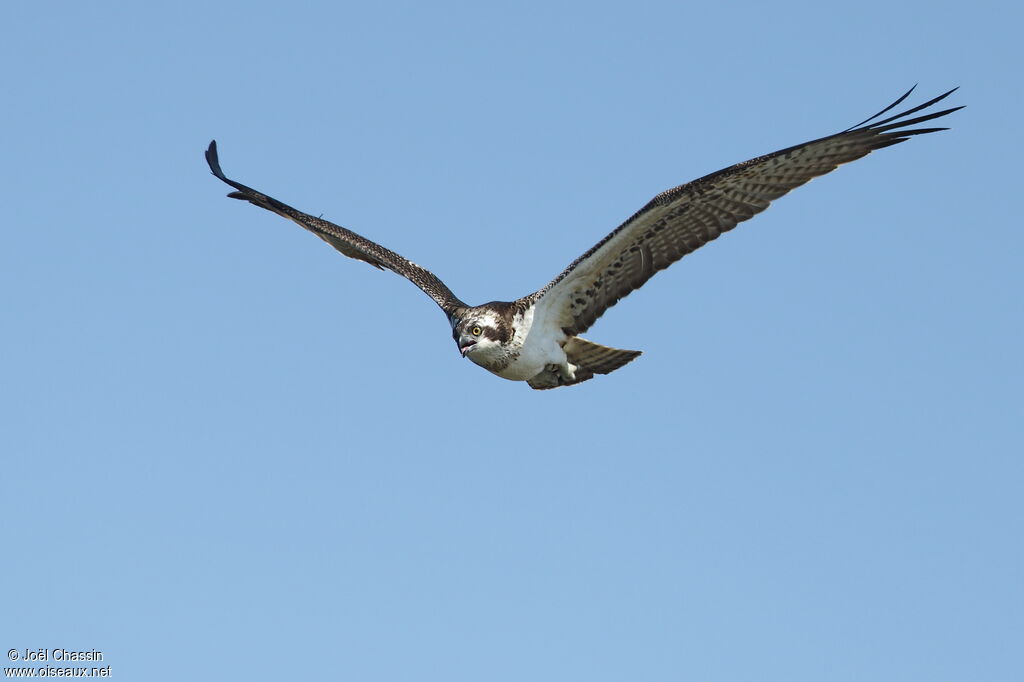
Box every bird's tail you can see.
[528,337,641,389]
[564,337,641,376]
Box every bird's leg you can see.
[556,361,578,383]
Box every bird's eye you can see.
[471,326,482,336]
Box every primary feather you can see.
[207,86,961,389]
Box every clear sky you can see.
[2,1,1020,680]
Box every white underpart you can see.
[498,304,569,381]
[465,304,570,381]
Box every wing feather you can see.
[205,141,467,316]
[528,87,962,335]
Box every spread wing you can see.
[528,87,962,336]
[205,141,467,316]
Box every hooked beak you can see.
[458,337,477,357]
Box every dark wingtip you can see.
[205,139,228,180]
[844,85,918,131]
[844,85,963,136]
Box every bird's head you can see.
[451,307,510,364]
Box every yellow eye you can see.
[471,326,482,336]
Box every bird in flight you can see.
[206,86,960,389]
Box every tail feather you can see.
[563,337,642,375]
[527,337,642,390]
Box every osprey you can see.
[206,86,960,389]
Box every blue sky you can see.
[2,1,1020,680]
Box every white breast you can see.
[492,305,568,381]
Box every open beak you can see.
[458,338,477,356]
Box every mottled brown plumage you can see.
[206,86,960,389]
[205,141,467,315]
[528,87,962,338]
